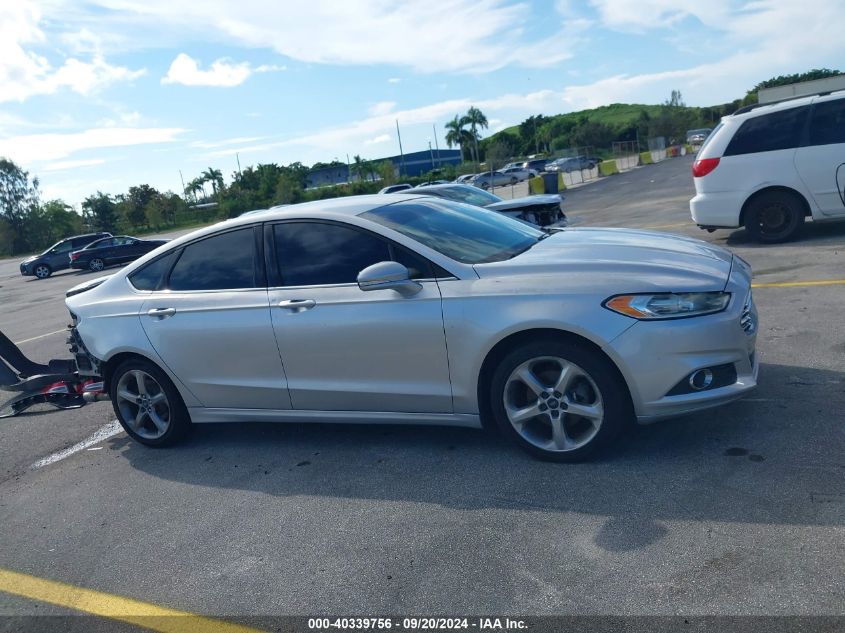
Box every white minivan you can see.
[690,91,845,243]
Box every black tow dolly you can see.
[0,330,107,419]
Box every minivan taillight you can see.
[692,157,720,178]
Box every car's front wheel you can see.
[34,264,51,279]
[490,338,631,461]
[89,258,105,272]
[110,358,191,447]
[745,191,805,243]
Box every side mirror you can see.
[357,261,422,297]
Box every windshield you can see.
[361,199,543,264]
[421,185,502,207]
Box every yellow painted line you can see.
[0,568,265,633]
[752,279,845,288]
[13,328,67,345]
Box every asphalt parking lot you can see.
[0,155,843,628]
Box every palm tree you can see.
[464,106,488,164]
[201,167,224,196]
[187,178,206,202]
[352,155,368,182]
[444,115,469,163]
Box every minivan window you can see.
[724,105,809,156]
[809,98,845,146]
[167,228,257,291]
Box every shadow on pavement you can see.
[113,362,844,552]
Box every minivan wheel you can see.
[490,339,631,462]
[745,191,805,243]
[89,258,105,272]
[110,358,191,447]
[34,264,52,279]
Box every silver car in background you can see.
[66,195,758,461]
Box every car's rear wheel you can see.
[89,258,105,272]
[510,177,518,185]
[745,191,805,243]
[110,358,191,447]
[34,264,52,279]
[490,339,631,462]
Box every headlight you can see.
[604,292,730,320]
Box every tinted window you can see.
[168,228,257,291]
[392,245,433,279]
[274,222,391,286]
[362,199,542,264]
[52,241,75,253]
[89,238,114,249]
[128,252,178,291]
[809,99,845,146]
[724,106,809,156]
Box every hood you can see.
[486,194,562,211]
[20,255,38,264]
[473,227,734,293]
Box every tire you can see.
[89,258,105,272]
[745,191,805,243]
[489,338,632,462]
[110,358,191,447]
[34,264,52,279]
[510,177,518,185]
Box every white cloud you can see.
[363,134,391,145]
[387,77,401,84]
[0,1,145,103]
[0,127,185,163]
[161,53,285,87]
[367,101,396,116]
[72,0,584,73]
[42,158,107,171]
[588,0,731,31]
[162,53,251,87]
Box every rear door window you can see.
[724,106,809,156]
[808,98,845,146]
[167,228,258,291]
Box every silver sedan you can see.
[65,195,758,461]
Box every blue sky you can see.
[0,0,842,205]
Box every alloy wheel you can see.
[503,356,604,452]
[90,258,105,272]
[115,370,171,440]
[35,265,50,279]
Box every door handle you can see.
[278,299,316,312]
[147,307,176,319]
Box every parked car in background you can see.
[545,156,598,173]
[70,236,169,272]
[471,171,519,189]
[414,180,450,187]
[686,128,712,144]
[521,158,549,172]
[378,184,413,194]
[455,174,476,184]
[690,90,845,243]
[66,195,757,462]
[19,232,112,279]
[500,167,538,182]
[404,183,565,227]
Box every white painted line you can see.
[13,329,67,345]
[30,421,123,469]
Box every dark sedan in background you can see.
[403,183,566,228]
[70,236,168,272]
[20,232,112,279]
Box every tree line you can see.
[1,69,838,257]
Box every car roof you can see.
[727,90,844,122]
